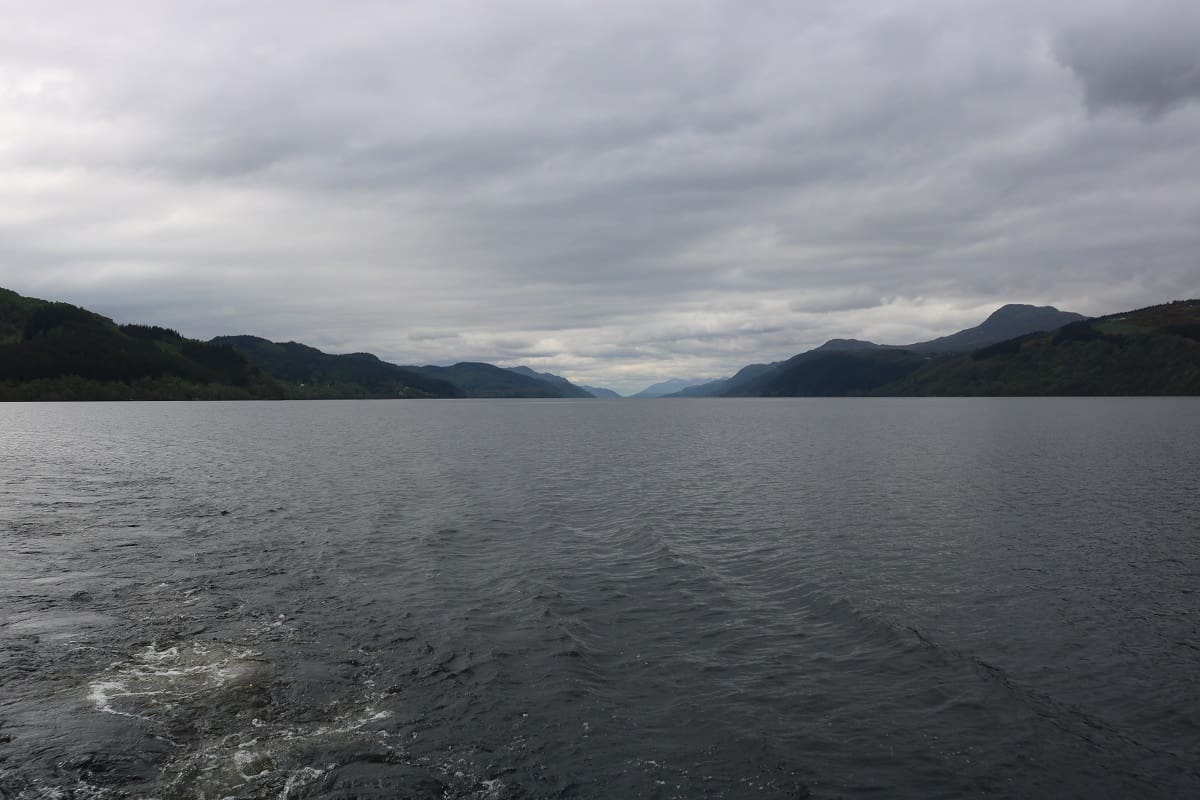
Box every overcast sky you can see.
[3,0,1199,393]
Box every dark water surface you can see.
[1,398,1198,799]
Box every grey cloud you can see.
[1056,2,1200,117]
[2,0,1199,393]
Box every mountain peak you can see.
[981,304,1071,327]
[905,304,1086,353]
[814,338,880,352]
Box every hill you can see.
[0,287,599,400]
[668,303,1088,397]
[403,362,573,398]
[504,366,595,397]
[0,287,283,400]
[812,338,882,352]
[212,336,460,398]
[671,364,778,397]
[631,377,713,398]
[580,384,622,398]
[726,349,930,397]
[904,304,1086,353]
[884,300,1200,395]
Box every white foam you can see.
[479,777,507,798]
[278,766,327,800]
[145,696,398,800]
[310,707,393,737]
[86,642,265,720]
[14,779,123,800]
[78,640,426,798]
[136,644,180,663]
[86,680,158,720]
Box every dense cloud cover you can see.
[3,0,1198,392]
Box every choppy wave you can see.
[2,398,1198,798]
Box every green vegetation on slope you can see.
[883,300,1200,395]
[0,288,284,400]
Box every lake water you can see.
[1,398,1198,799]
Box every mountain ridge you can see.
[668,303,1087,397]
[904,304,1087,353]
[212,335,460,398]
[881,299,1200,395]
[503,366,595,398]
[631,377,715,398]
[3,288,1196,399]
[580,384,622,399]
[403,362,570,398]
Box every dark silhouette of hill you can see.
[671,364,777,397]
[212,335,460,398]
[6,287,1195,399]
[904,304,1086,353]
[812,338,882,352]
[403,362,573,397]
[669,303,1089,397]
[0,287,591,400]
[0,287,281,400]
[580,384,622,398]
[884,300,1200,395]
[504,366,595,397]
[725,349,929,397]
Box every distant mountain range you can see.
[671,304,1086,397]
[580,384,622,399]
[3,286,1198,399]
[0,286,600,400]
[630,377,713,398]
[669,302,1200,397]
[212,335,461,398]
[501,366,595,398]
[214,340,602,398]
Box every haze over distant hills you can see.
[211,342,602,398]
[212,338,601,398]
[3,287,1198,399]
[402,362,592,398]
[580,385,622,399]
[502,366,596,398]
[630,378,714,398]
